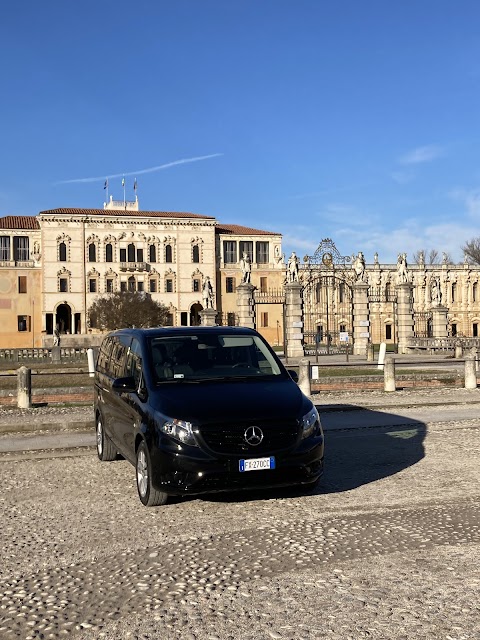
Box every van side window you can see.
[110,335,132,378]
[96,337,114,373]
[126,338,144,390]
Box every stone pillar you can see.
[199,308,218,327]
[298,358,311,397]
[285,282,304,360]
[352,282,370,356]
[235,283,255,329]
[431,305,448,339]
[17,366,32,409]
[396,283,414,354]
[383,356,396,392]
[464,355,477,389]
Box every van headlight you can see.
[300,406,320,439]
[158,416,198,446]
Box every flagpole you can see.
[122,175,126,209]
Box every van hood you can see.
[149,378,307,423]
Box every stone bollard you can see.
[51,346,61,364]
[366,343,375,362]
[298,358,311,398]
[17,366,32,409]
[455,342,463,359]
[87,348,96,378]
[383,355,396,392]
[464,355,477,390]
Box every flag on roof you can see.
[134,178,137,191]
[104,179,108,189]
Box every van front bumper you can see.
[148,436,324,496]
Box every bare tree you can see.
[412,249,445,264]
[462,237,480,265]
[88,292,170,331]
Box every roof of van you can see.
[105,326,258,337]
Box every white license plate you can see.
[239,457,276,472]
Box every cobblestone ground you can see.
[0,403,479,639]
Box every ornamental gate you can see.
[302,240,354,355]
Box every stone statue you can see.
[286,251,299,283]
[202,276,214,309]
[53,325,61,347]
[396,253,409,284]
[431,277,442,306]
[239,252,252,284]
[352,251,367,282]
[374,252,378,265]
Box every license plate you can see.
[239,457,276,472]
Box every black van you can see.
[94,326,324,506]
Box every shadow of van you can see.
[202,405,426,503]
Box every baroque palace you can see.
[1,197,480,355]
[0,198,284,349]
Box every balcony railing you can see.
[119,262,150,272]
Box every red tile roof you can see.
[39,208,216,219]
[215,223,280,236]
[0,216,40,230]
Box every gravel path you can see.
[0,394,479,639]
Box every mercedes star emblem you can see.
[244,425,264,446]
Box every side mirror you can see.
[112,376,137,393]
[287,369,298,383]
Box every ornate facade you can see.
[0,201,284,347]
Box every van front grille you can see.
[198,420,299,455]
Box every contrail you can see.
[55,153,223,185]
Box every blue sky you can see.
[2,0,480,264]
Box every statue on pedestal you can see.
[202,276,214,309]
[396,253,409,284]
[286,251,299,283]
[352,251,367,283]
[430,277,442,306]
[240,252,252,284]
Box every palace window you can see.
[226,277,235,293]
[473,323,478,338]
[89,279,97,293]
[149,279,157,293]
[451,283,457,302]
[165,245,173,263]
[128,276,136,292]
[127,244,136,262]
[105,244,113,262]
[106,278,114,293]
[260,277,267,293]
[17,315,30,332]
[239,241,253,260]
[192,245,200,263]
[339,283,345,303]
[59,278,68,293]
[473,283,478,302]
[13,236,29,261]
[166,278,174,293]
[137,281,144,292]
[59,242,67,262]
[385,324,392,340]
[193,278,201,292]
[0,237,10,261]
[88,243,96,262]
[223,241,237,264]
[256,242,269,264]
[18,276,27,294]
[120,281,127,292]
[149,245,156,263]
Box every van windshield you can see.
[149,334,284,383]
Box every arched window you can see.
[88,243,96,262]
[105,244,113,262]
[192,245,200,263]
[149,245,156,263]
[165,244,173,263]
[128,276,136,292]
[127,243,136,262]
[59,242,67,262]
[385,283,391,300]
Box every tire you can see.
[96,416,117,461]
[136,441,169,507]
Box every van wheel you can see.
[136,441,169,507]
[96,416,117,461]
